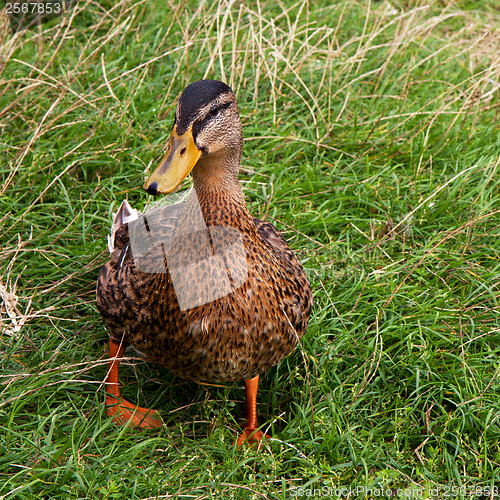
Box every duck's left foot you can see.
[235,375,270,448]
[236,426,270,448]
[106,395,163,429]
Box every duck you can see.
[96,79,313,446]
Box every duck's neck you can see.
[190,150,254,230]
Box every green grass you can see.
[1,0,500,498]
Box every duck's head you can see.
[144,80,242,196]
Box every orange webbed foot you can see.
[105,339,163,429]
[106,395,163,429]
[235,375,270,449]
[236,426,270,448]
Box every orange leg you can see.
[105,339,163,429]
[236,375,270,447]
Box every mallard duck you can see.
[96,79,313,446]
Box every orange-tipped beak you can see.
[143,127,202,195]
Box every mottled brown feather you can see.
[96,191,312,384]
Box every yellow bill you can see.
[144,127,202,195]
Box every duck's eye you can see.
[209,105,219,116]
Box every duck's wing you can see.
[105,200,186,265]
[96,201,185,337]
[107,200,139,254]
[253,218,299,267]
[253,217,313,334]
